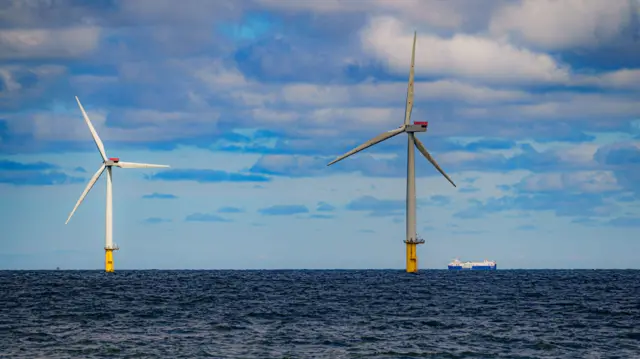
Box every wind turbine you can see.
[326,32,456,273]
[65,96,170,272]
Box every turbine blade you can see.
[75,96,108,162]
[414,137,456,187]
[116,161,170,169]
[327,127,405,166]
[404,31,417,126]
[65,164,106,224]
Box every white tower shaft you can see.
[406,133,416,242]
[106,166,113,249]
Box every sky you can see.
[1,0,640,270]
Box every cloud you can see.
[0,27,101,60]
[146,169,271,183]
[0,159,58,171]
[451,229,488,235]
[115,0,243,25]
[218,206,244,213]
[185,213,233,222]
[309,214,334,219]
[594,142,640,194]
[346,196,405,217]
[360,16,571,85]
[0,64,68,110]
[453,192,614,219]
[279,80,531,107]
[142,192,178,199]
[0,159,84,186]
[574,68,640,91]
[316,201,336,212]
[570,217,599,226]
[430,195,451,206]
[489,0,636,50]
[0,171,85,186]
[249,155,329,177]
[254,0,503,32]
[516,224,537,231]
[258,204,309,216]
[458,93,640,127]
[459,187,480,193]
[144,217,172,224]
[248,142,600,179]
[595,143,640,166]
[514,171,621,194]
[461,139,517,151]
[606,217,640,227]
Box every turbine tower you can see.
[327,32,456,273]
[65,96,170,273]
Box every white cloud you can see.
[0,27,100,59]
[458,93,640,121]
[282,80,530,107]
[251,154,327,177]
[574,68,640,91]
[360,16,571,85]
[0,65,67,111]
[104,109,223,141]
[30,111,108,142]
[253,0,362,13]
[281,84,352,107]
[0,65,66,92]
[3,106,222,144]
[436,151,498,166]
[553,143,600,165]
[253,0,506,30]
[489,0,635,50]
[517,171,621,193]
[0,68,22,92]
[114,0,242,24]
[193,60,250,89]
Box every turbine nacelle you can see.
[105,157,119,166]
[405,121,428,133]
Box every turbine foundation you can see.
[404,238,425,273]
[104,245,119,273]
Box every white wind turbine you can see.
[65,96,170,272]
[327,32,457,273]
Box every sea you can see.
[0,270,638,358]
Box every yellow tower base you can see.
[404,239,425,273]
[105,247,118,273]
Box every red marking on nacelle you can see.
[109,157,120,162]
[414,121,428,126]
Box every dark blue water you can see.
[1,270,639,358]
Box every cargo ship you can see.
[448,258,497,270]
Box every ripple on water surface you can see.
[0,270,639,358]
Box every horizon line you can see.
[1,268,638,271]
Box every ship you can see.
[448,258,497,270]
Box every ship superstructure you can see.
[448,259,497,270]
